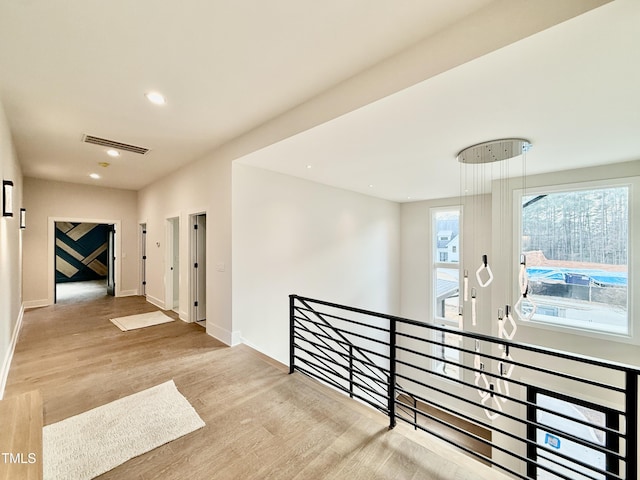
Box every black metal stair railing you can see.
[289,294,640,480]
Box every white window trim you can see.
[431,206,462,325]
[431,206,463,381]
[513,176,638,345]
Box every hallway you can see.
[5,296,505,479]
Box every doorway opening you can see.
[165,217,180,313]
[190,213,206,328]
[54,221,114,304]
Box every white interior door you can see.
[172,219,180,310]
[140,223,147,296]
[165,217,180,311]
[192,213,207,322]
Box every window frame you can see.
[431,206,462,379]
[513,177,635,342]
[526,386,619,480]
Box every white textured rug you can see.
[43,380,205,480]
[109,310,174,331]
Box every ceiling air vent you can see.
[82,134,150,155]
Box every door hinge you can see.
[142,281,146,285]
[194,224,198,230]
[194,262,198,268]
[142,255,146,260]
[194,301,198,307]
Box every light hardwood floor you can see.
[5,295,507,480]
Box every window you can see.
[527,388,618,480]
[519,184,629,335]
[432,207,461,379]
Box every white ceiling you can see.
[1,0,637,200]
[237,0,640,202]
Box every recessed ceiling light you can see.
[145,91,166,105]
[106,149,120,157]
[89,173,100,179]
[306,165,312,169]
[368,184,374,188]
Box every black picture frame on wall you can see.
[2,180,13,217]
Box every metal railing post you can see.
[349,344,354,398]
[289,294,296,374]
[625,370,638,480]
[388,319,397,429]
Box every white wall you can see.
[232,163,400,365]
[137,151,232,343]
[22,178,138,306]
[0,100,23,398]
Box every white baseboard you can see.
[23,299,49,309]
[117,289,138,297]
[231,330,243,347]
[146,295,165,310]
[0,305,25,400]
[206,323,230,345]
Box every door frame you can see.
[48,217,122,306]
[165,216,180,312]
[189,210,207,324]
[139,222,147,296]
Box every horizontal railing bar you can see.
[399,389,624,473]
[293,357,387,403]
[296,366,387,414]
[298,297,629,401]
[396,355,627,430]
[393,413,528,480]
[293,326,390,364]
[293,319,389,382]
[307,321,625,408]
[293,334,389,386]
[292,295,640,374]
[396,384,624,467]
[294,328,389,363]
[293,366,388,414]
[394,401,620,480]
[294,305,390,334]
[293,344,389,390]
[295,298,390,333]
[294,315,390,348]
[395,373,624,460]
[295,300,388,385]
[535,450,613,480]
[294,335,389,381]
[295,350,387,395]
[294,346,355,392]
[395,381,624,463]
[396,331,627,395]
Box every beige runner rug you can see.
[109,310,174,331]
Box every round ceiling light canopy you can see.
[457,138,531,164]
